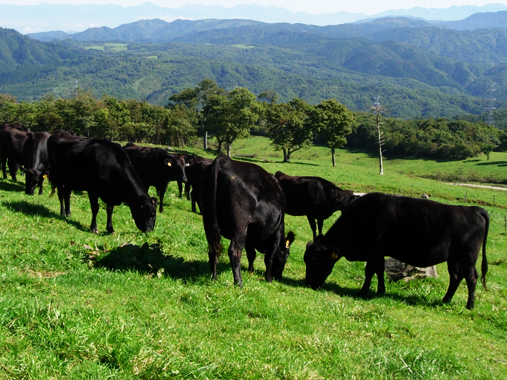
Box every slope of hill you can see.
[0,28,80,73]
[436,10,507,30]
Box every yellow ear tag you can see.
[332,252,338,259]
[43,175,48,178]
[285,240,290,249]
[167,162,172,167]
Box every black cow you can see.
[275,171,356,240]
[48,130,157,233]
[0,122,30,132]
[123,143,187,213]
[184,155,212,212]
[20,132,51,195]
[0,124,31,181]
[304,192,489,309]
[200,155,295,286]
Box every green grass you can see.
[0,136,506,379]
[85,43,128,52]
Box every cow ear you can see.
[330,248,340,261]
[285,231,295,248]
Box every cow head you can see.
[166,155,187,183]
[21,168,42,195]
[130,197,157,232]
[271,231,295,280]
[304,240,340,289]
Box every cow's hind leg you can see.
[463,264,479,310]
[360,256,384,298]
[228,238,245,287]
[307,216,318,241]
[0,155,7,179]
[246,244,256,273]
[208,247,219,281]
[106,204,115,234]
[58,185,71,217]
[88,193,100,233]
[443,260,464,305]
[376,259,386,295]
[8,160,19,182]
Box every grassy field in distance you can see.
[0,136,505,379]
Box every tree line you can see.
[0,79,503,165]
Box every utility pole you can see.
[371,96,385,175]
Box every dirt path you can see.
[447,183,507,191]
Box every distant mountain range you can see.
[2,2,507,34]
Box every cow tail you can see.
[207,156,223,256]
[480,208,489,291]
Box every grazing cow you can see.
[123,143,187,213]
[0,122,30,132]
[48,130,157,233]
[20,132,51,195]
[304,192,489,309]
[275,171,356,240]
[0,124,31,181]
[200,155,295,286]
[184,155,212,212]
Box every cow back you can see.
[324,192,489,267]
[201,156,286,247]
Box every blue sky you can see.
[2,0,506,15]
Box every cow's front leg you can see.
[88,193,100,233]
[306,216,318,241]
[157,186,166,213]
[106,204,115,234]
[64,188,72,217]
[38,174,44,195]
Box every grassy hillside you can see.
[0,136,505,378]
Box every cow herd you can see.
[0,122,490,309]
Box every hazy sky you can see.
[2,0,505,15]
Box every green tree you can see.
[205,87,259,157]
[313,99,355,167]
[168,79,225,150]
[265,98,314,162]
[0,94,17,123]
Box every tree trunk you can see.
[282,149,288,163]
[202,121,208,150]
[377,114,384,175]
[226,143,232,157]
[331,147,336,167]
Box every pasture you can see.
[0,136,506,379]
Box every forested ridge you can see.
[3,16,507,120]
[0,81,502,164]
